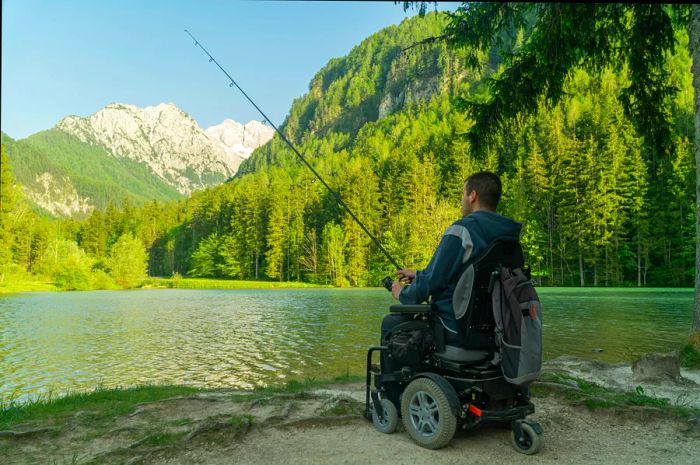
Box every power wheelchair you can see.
[364,238,543,454]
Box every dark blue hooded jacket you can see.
[398,210,522,334]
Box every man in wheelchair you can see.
[366,171,544,454]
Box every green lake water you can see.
[0,288,693,402]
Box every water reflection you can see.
[0,288,693,402]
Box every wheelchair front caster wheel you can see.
[511,420,543,455]
[372,398,399,434]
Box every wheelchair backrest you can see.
[453,238,525,349]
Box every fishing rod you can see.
[184,30,402,273]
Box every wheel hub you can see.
[408,390,440,436]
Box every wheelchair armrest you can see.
[389,304,432,314]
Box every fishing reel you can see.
[382,276,394,292]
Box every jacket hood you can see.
[466,210,522,241]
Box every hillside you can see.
[240,13,475,174]
[1,103,274,217]
[2,131,181,217]
[152,12,694,288]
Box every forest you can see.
[0,12,696,290]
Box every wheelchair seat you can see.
[433,346,489,364]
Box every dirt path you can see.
[3,381,699,465]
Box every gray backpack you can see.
[491,267,542,385]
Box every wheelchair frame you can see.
[364,238,543,453]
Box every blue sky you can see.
[1,1,458,140]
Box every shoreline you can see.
[0,277,335,295]
[4,358,699,423]
[3,365,699,465]
[1,277,695,295]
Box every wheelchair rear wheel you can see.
[400,378,457,449]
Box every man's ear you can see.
[469,190,478,203]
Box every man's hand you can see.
[391,281,403,300]
[397,268,416,283]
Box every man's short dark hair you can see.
[465,171,502,210]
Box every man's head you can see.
[461,171,502,216]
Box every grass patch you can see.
[534,372,700,418]
[0,271,59,294]
[319,399,364,417]
[229,414,253,431]
[166,418,194,427]
[1,373,364,431]
[139,430,188,447]
[233,372,364,399]
[0,274,333,294]
[0,385,206,431]
[140,277,332,290]
[680,343,700,368]
[228,372,365,406]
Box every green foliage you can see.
[106,233,148,288]
[0,264,59,293]
[680,343,700,368]
[188,233,222,278]
[0,385,204,430]
[90,269,118,290]
[0,374,363,431]
[446,4,678,174]
[4,129,181,215]
[0,12,696,290]
[0,143,20,268]
[321,222,348,287]
[50,241,94,291]
[532,372,700,421]
[141,277,328,290]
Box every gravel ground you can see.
[4,380,698,465]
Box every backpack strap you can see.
[490,278,503,366]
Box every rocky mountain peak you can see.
[205,119,275,160]
[55,103,273,196]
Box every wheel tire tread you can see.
[372,398,399,434]
[511,421,543,455]
[400,378,456,450]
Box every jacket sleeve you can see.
[399,228,470,305]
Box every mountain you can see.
[56,102,274,194]
[3,130,183,217]
[205,119,274,161]
[239,13,474,175]
[2,103,274,217]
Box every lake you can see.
[0,288,693,403]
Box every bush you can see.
[36,239,93,290]
[680,343,700,369]
[90,269,117,290]
[106,234,148,288]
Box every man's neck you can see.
[468,205,496,215]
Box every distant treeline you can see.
[0,13,695,288]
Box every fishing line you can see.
[184,29,402,271]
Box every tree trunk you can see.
[637,241,642,287]
[548,205,554,285]
[26,234,32,273]
[578,248,584,287]
[593,265,598,287]
[255,252,259,280]
[691,4,700,338]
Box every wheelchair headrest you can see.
[471,237,525,271]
